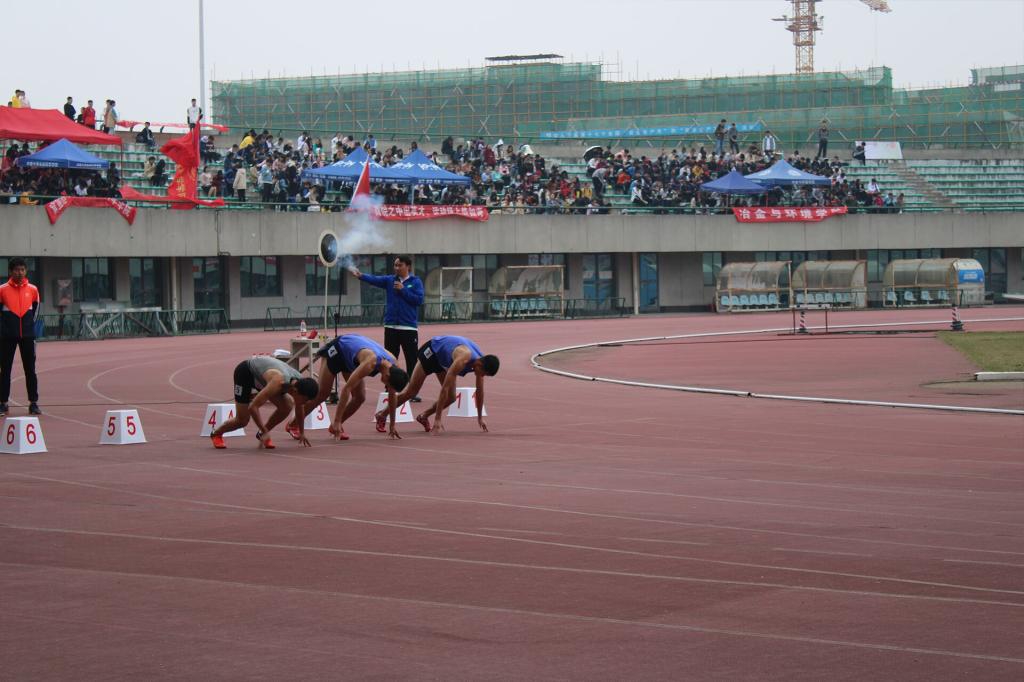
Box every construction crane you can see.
[774,0,892,75]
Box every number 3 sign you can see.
[99,409,147,445]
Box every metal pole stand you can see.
[950,305,964,332]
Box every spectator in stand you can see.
[106,162,121,197]
[728,123,739,154]
[80,100,97,129]
[816,119,829,160]
[232,161,248,202]
[101,100,118,134]
[762,129,777,159]
[258,160,274,204]
[9,90,22,107]
[143,156,157,185]
[152,159,167,187]
[199,166,213,196]
[63,97,76,120]
[853,142,866,165]
[714,119,727,156]
[136,122,156,150]
[187,98,202,129]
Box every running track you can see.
[1,308,1022,680]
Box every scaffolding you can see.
[211,62,1024,150]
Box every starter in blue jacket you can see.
[359,272,424,328]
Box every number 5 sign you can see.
[0,417,47,454]
[99,409,147,445]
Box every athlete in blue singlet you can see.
[378,335,500,435]
[286,334,409,441]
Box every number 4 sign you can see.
[447,387,487,418]
[99,409,147,445]
[0,417,47,454]
[200,403,245,437]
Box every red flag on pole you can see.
[157,122,223,209]
[352,159,371,202]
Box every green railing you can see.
[38,309,228,341]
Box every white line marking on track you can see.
[4,473,1024,602]
[3,561,1023,665]
[618,537,710,546]
[773,548,875,558]
[943,559,1024,569]
[2,525,1023,609]
[167,361,223,400]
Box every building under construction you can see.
[211,59,1024,150]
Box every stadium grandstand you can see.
[1,59,1022,333]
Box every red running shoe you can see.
[328,424,350,441]
[261,436,276,449]
[375,411,387,433]
[285,422,302,440]
[211,434,226,449]
[416,414,431,432]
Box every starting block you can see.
[1,417,46,454]
[304,402,331,430]
[373,392,415,423]
[200,403,245,437]
[447,386,487,418]
[100,409,146,445]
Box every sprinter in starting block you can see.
[286,334,409,441]
[211,356,319,449]
[377,335,499,435]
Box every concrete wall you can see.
[4,207,1023,259]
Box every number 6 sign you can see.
[0,417,47,454]
[99,409,147,445]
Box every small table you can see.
[287,337,322,377]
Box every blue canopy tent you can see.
[700,170,767,195]
[390,149,470,186]
[15,138,110,171]
[744,159,830,187]
[302,147,413,185]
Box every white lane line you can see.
[85,354,199,420]
[773,548,874,558]
[531,316,1024,416]
[618,537,710,547]
[478,527,566,536]
[4,524,1024,610]
[943,559,1024,569]
[167,361,223,401]
[5,473,1024,602]
[3,561,1023,666]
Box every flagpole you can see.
[198,0,206,120]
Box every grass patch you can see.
[938,331,1024,372]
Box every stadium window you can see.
[0,257,41,297]
[71,258,114,302]
[458,254,497,292]
[702,252,723,286]
[129,258,162,307]
[972,248,1007,295]
[527,253,568,289]
[581,254,615,301]
[305,256,346,296]
[240,256,282,297]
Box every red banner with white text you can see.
[45,196,137,225]
[733,206,847,223]
[370,204,489,221]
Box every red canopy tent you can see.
[0,106,121,145]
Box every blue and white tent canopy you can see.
[744,159,830,187]
[391,149,471,186]
[16,138,110,171]
[302,147,414,185]
[700,170,766,195]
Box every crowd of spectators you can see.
[1,142,122,205]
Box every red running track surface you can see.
[1,308,1023,680]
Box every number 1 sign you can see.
[446,387,487,418]
[99,409,147,445]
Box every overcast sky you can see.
[6,0,1024,124]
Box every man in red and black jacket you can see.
[0,258,41,415]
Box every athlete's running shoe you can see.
[285,422,302,440]
[211,434,226,449]
[416,414,431,432]
[375,411,387,433]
